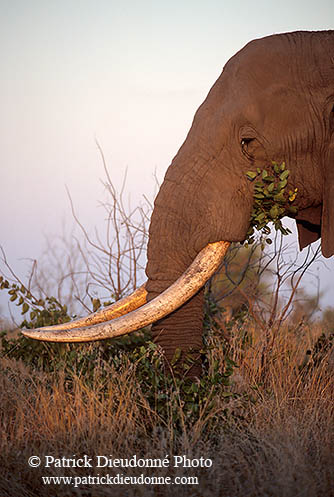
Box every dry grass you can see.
[1,322,334,497]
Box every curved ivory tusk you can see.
[35,284,147,331]
[22,241,230,342]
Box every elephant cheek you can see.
[189,184,253,258]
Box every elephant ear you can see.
[321,138,334,258]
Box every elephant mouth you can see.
[21,241,230,342]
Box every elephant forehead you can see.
[242,85,311,129]
[209,81,309,142]
[215,56,321,134]
[222,31,333,95]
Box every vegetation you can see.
[1,315,333,496]
[1,160,334,496]
[246,162,298,244]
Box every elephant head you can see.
[23,31,334,375]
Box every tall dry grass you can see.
[1,320,334,497]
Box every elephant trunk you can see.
[144,142,252,370]
[144,161,212,367]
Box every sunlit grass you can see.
[1,321,334,497]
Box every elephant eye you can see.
[241,138,254,152]
[241,136,268,162]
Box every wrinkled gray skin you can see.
[145,31,334,373]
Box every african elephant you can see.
[23,30,334,376]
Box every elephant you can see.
[23,30,334,376]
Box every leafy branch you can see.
[245,162,298,244]
[0,275,70,329]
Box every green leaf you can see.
[92,298,101,312]
[270,205,280,219]
[274,163,280,174]
[246,171,258,180]
[256,212,266,222]
[274,193,285,202]
[288,205,298,215]
[277,179,288,190]
[280,170,289,181]
[171,348,182,365]
[22,303,29,314]
[263,175,275,182]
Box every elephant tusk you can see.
[32,284,147,331]
[22,241,230,342]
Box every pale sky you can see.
[1,0,333,320]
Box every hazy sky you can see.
[1,0,333,319]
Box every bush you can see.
[0,276,238,432]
